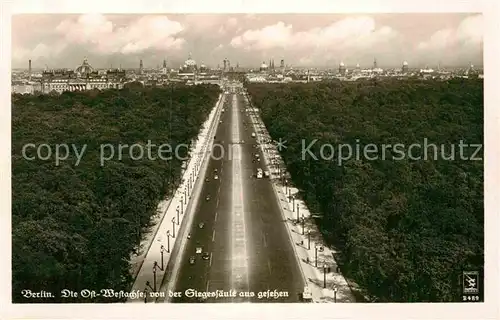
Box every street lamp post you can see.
[333,286,338,303]
[292,195,295,212]
[153,262,158,291]
[315,245,318,267]
[146,281,154,291]
[184,189,187,204]
[323,264,327,288]
[180,199,184,215]
[176,207,180,225]
[160,245,165,270]
[296,203,300,221]
[166,231,170,252]
[285,179,288,195]
[307,230,311,250]
[301,214,305,235]
[172,217,176,238]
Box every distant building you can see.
[420,66,435,73]
[162,59,167,75]
[75,57,94,76]
[178,53,198,80]
[338,61,346,75]
[355,63,361,73]
[402,61,409,73]
[39,57,124,94]
[12,83,41,94]
[223,58,231,72]
[259,61,269,72]
[466,62,477,76]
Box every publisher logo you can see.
[462,271,479,294]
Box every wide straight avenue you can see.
[160,89,304,303]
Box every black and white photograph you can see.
[2,0,499,319]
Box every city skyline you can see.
[12,13,483,69]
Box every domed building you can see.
[259,61,268,72]
[75,57,95,77]
[402,60,409,73]
[178,53,199,81]
[199,62,208,74]
[339,61,346,75]
[40,57,124,94]
[179,53,197,73]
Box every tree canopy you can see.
[246,78,483,302]
[12,84,221,302]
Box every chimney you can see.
[28,59,32,81]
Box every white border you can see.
[1,1,498,319]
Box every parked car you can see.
[189,256,196,265]
[196,247,202,254]
[202,252,210,260]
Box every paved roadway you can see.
[170,91,304,303]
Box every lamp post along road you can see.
[153,262,158,291]
[334,286,338,303]
[176,207,180,225]
[180,198,184,215]
[160,245,165,270]
[323,264,328,288]
[301,215,305,235]
[307,230,311,250]
[323,263,330,288]
[315,245,318,267]
[292,195,295,212]
[172,217,176,238]
[166,231,170,252]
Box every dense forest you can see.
[246,79,483,302]
[12,84,221,302]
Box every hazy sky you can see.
[11,13,483,69]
